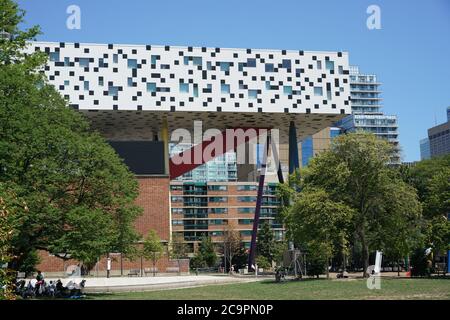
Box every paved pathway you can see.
[43,275,267,293]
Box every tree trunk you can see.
[153,253,156,277]
[120,253,123,277]
[326,257,330,279]
[359,229,369,278]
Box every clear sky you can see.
[17,0,450,162]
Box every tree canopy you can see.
[400,155,450,254]
[279,132,423,277]
[0,0,142,271]
[142,230,165,276]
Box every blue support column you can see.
[288,121,299,174]
[447,250,450,274]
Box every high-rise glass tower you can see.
[169,143,237,182]
[336,66,400,163]
[420,138,431,160]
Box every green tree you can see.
[305,242,330,278]
[197,236,217,268]
[222,226,242,272]
[0,0,142,272]
[280,132,423,277]
[255,255,271,270]
[170,234,190,273]
[0,183,24,300]
[142,230,164,276]
[256,221,277,264]
[405,155,450,213]
[287,188,353,278]
[401,156,450,260]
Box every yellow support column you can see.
[161,117,169,175]
[160,117,172,244]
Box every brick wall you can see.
[134,175,170,241]
[36,250,189,275]
[35,175,186,274]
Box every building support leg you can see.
[288,121,299,175]
[248,133,270,272]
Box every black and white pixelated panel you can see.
[28,42,351,114]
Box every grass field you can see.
[88,278,450,300]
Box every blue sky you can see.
[17,0,450,162]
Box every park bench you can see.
[144,267,158,276]
[166,267,180,273]
[128,269,140,277]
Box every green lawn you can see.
[88,278,450,300]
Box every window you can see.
[283,86,292,95]
[151,55,158,65]
[207,62,212,70]
[265,63,274,72]
[207,185,228,191]
[171,196,183,202]
[180,82,189,93]
[147,82,156,92]
[210,231,223,237]
[78,58,90,67]
[192,57,202,66]
[220,62,230,72]
[64,80,70,86]
[127,59,137,69]
[238,219,253,225]
[83,81,89,91]
[209,219,227,225]
[240,230,253,237]
[49,52,60,62]
[238,196,257,202]
[338,66,343,74]
[209,208,228,214]
[64,57,70,66]
[221,83,230,94]
[98,77,103,86]
[193,84,199,98]
[317,61,322,69]
[113,54,118,63]
[248,90,258,99]
[171,208,183,214]
[265,81,271,90]
[209,197,227,203]
[301,136,313,167]
[127,78,133,87]
[314,87,323,96]
[170,185,183,191]
[108,86,119,96]
[237,185,258,191]
[326,60,334,71]
[183,56,190,65]
[99,58,105,67]
[172,220,183,226]
[247,58,256,67]
[238,208,255,214]
[282,59,291,69]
